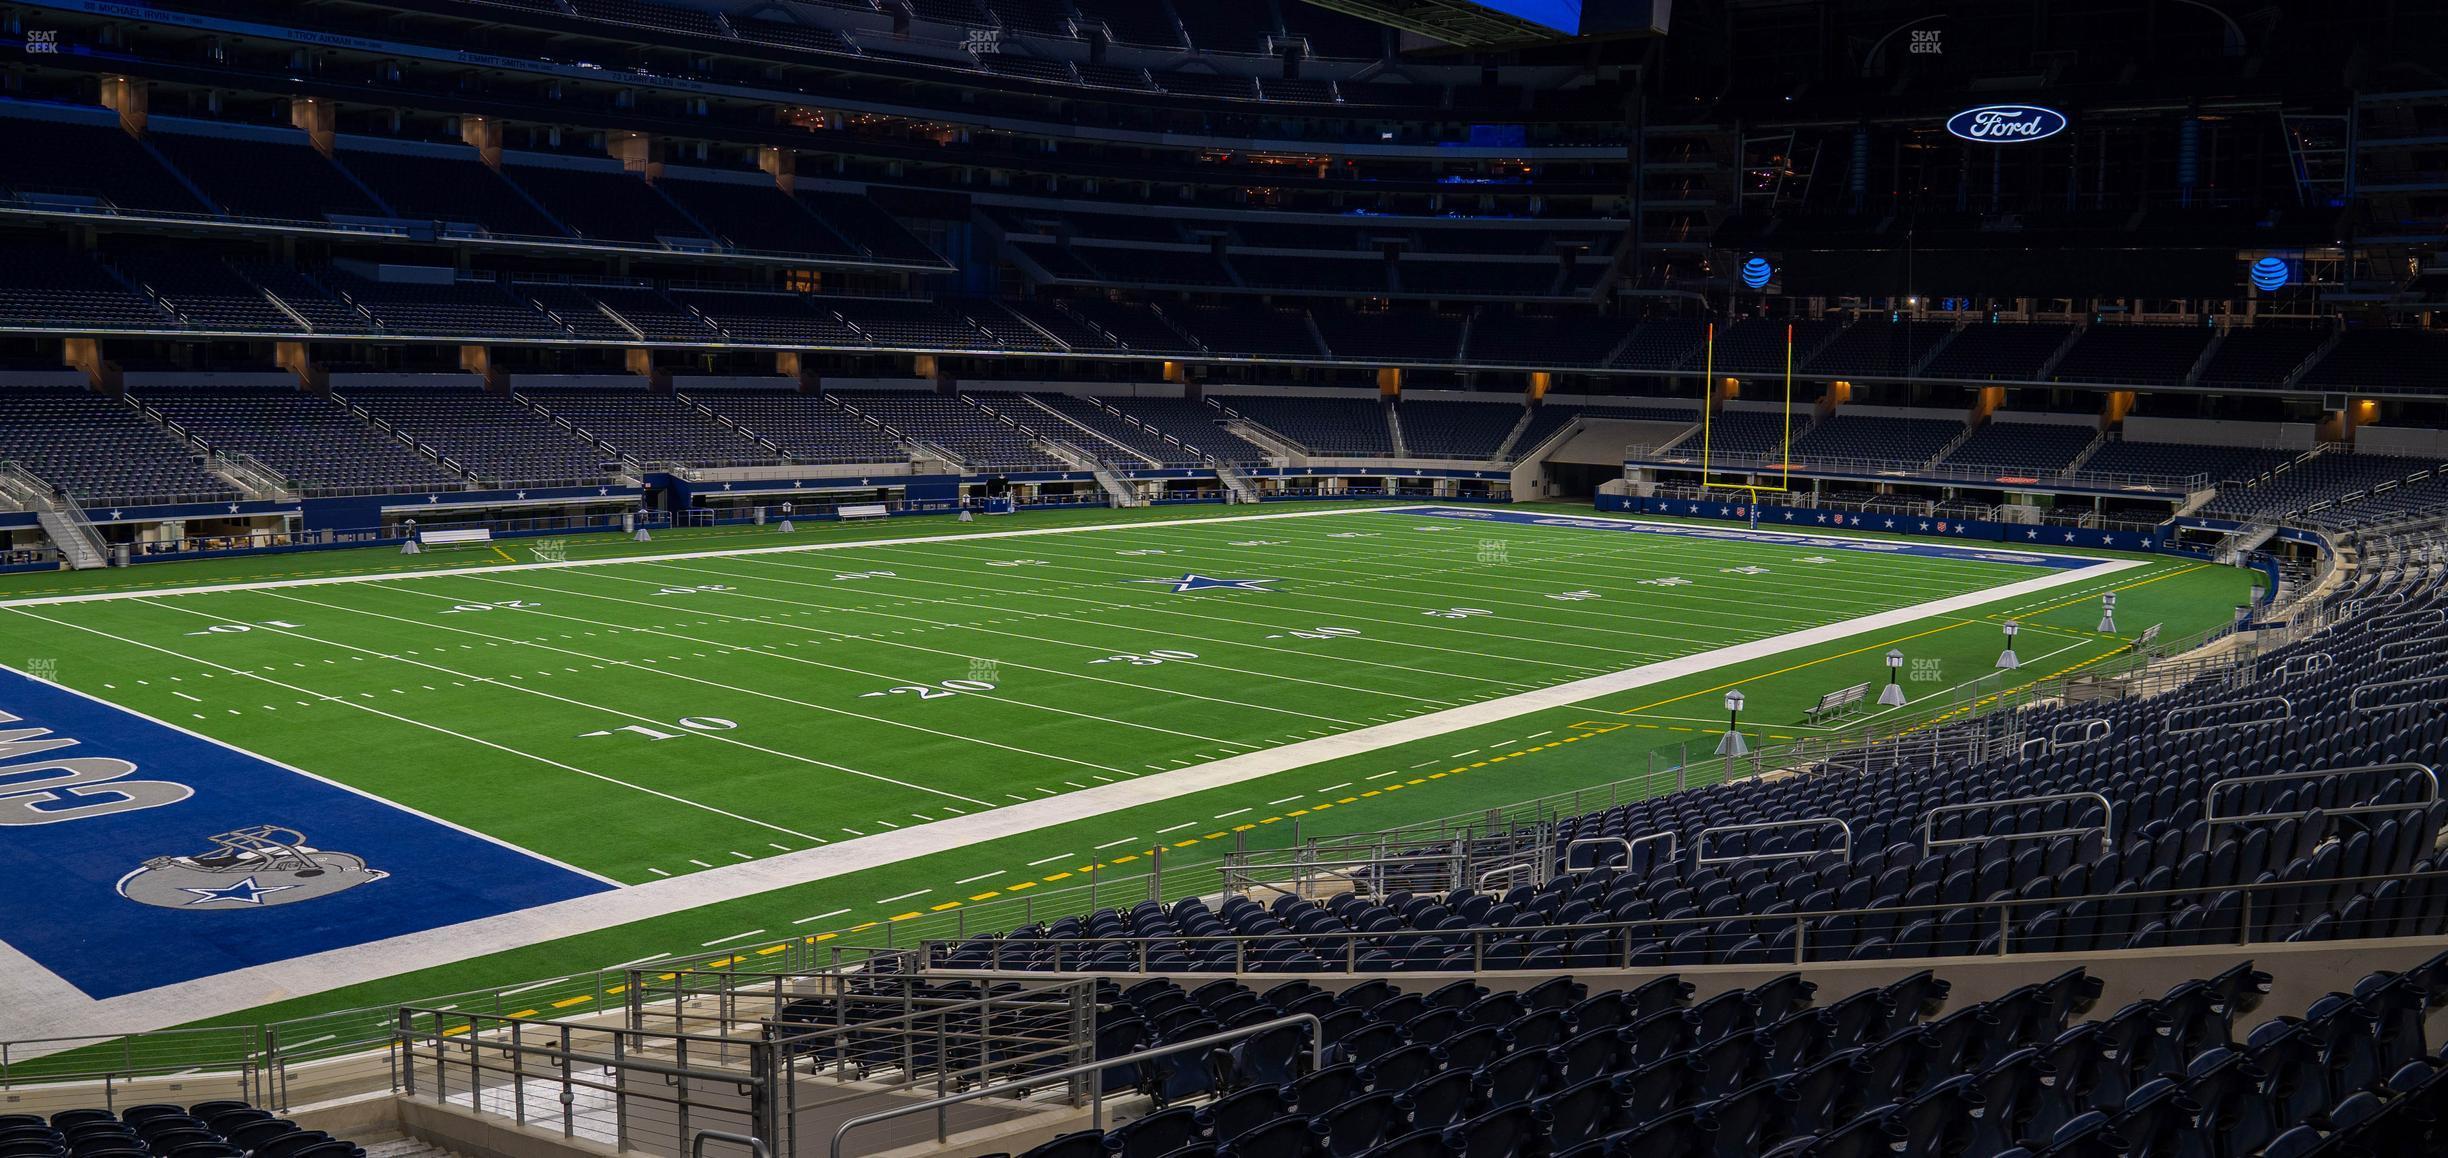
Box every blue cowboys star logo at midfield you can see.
[1130,573,1281,594]
[178,875,298,906]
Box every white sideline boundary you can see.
[0,506,1415,608]
[0,550,2142,1047]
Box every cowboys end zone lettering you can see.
[0,668,609,999]
[1946,105,2070,143]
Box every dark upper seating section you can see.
[1468,313,1638,367]
[1022,395,1210,467]
[685,390,911,464]
[2050,325,2215,386]
[0,117,206,213]
[1804,319,1959,378]
[1919,323,2074,381]
[2080,439,2296,485]
[0,247,172,330]
[1222,396,1393,456]
[0,388,237,504]
[1658,410,1805,461]
[136,388,462,495]
[1398,399,1526,460]
[2195,327,2330,392]
[2200,452,2445,524]
[1788,413,1963,467]
[1099,398,1274,463]
[334,146,565,238]
[1938,421,2099,478]
[145,131,386,221]
[519,387,780,468]
[831,391,1068,470]
[340,386,612,485]
[2301,330,2448,394]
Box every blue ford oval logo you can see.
[1946,105,2069,144]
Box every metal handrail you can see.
[1921,792,2114,860]
[1693,817,1854,867]
[694,1131,768,1158]
[2349,677,2448,713]
[828,1014,1323,1158]
[923,867,2448,976]
[1562,837,1633,873]
[2166,694,2294,735]
[2206,763,2441,826]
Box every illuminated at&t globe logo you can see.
[2250,257,2290,292]
[1741,257,1773,290]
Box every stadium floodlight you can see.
[1716,689,1749,757]
[1881,648,1908,707]
[1997,620,2021,670]
[2098,591,2118,633]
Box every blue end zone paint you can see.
[1400,506,2110,570]
[0,669,611,999]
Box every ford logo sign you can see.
[1945,105,2069,144]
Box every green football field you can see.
[0,500,2254,1054]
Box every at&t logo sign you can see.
[1946,105,2069,144]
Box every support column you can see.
[608,132,658,182]
[1376,367,1402,397]
[1161,360,1188,384]
[1969,385,2005,423]
[460,116,503,169]
[2100,389,2135,430]
[62,338,120,393]
[289,97,336,156]
[460,345,505,392]
[1526,371,1551,402]
[778,351,820,391]
[626,347,670,392]
[758,145,796,191]
[276,341,327,392]
[100,76,147,136]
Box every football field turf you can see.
[0,502,2254,1047]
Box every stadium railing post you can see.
[1793,917,1806,965]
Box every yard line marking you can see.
[700,930,767,947]
[0,610,636,882]
[171,691,201,703]
[1157,821,1198,834]
[1094,836,1138,850]
[1366,769,1404,779]
[261,588,1101,792]
[1,505,1417,608]
[792,909,852,925]
[875,890,930,904]
[1215,808,1252,819]
[1319,783,1353,793]
[497,976,573,998]
[1267,796,1305,805]
[1026,852,1074,866]
[470,573,1311,742]
[955,870,1006,884]
[604,953,671,970]
[2,522,2145,1045]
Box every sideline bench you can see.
[416,528,494,548]
[1805,682,1870,724]
[837,503,890,521]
